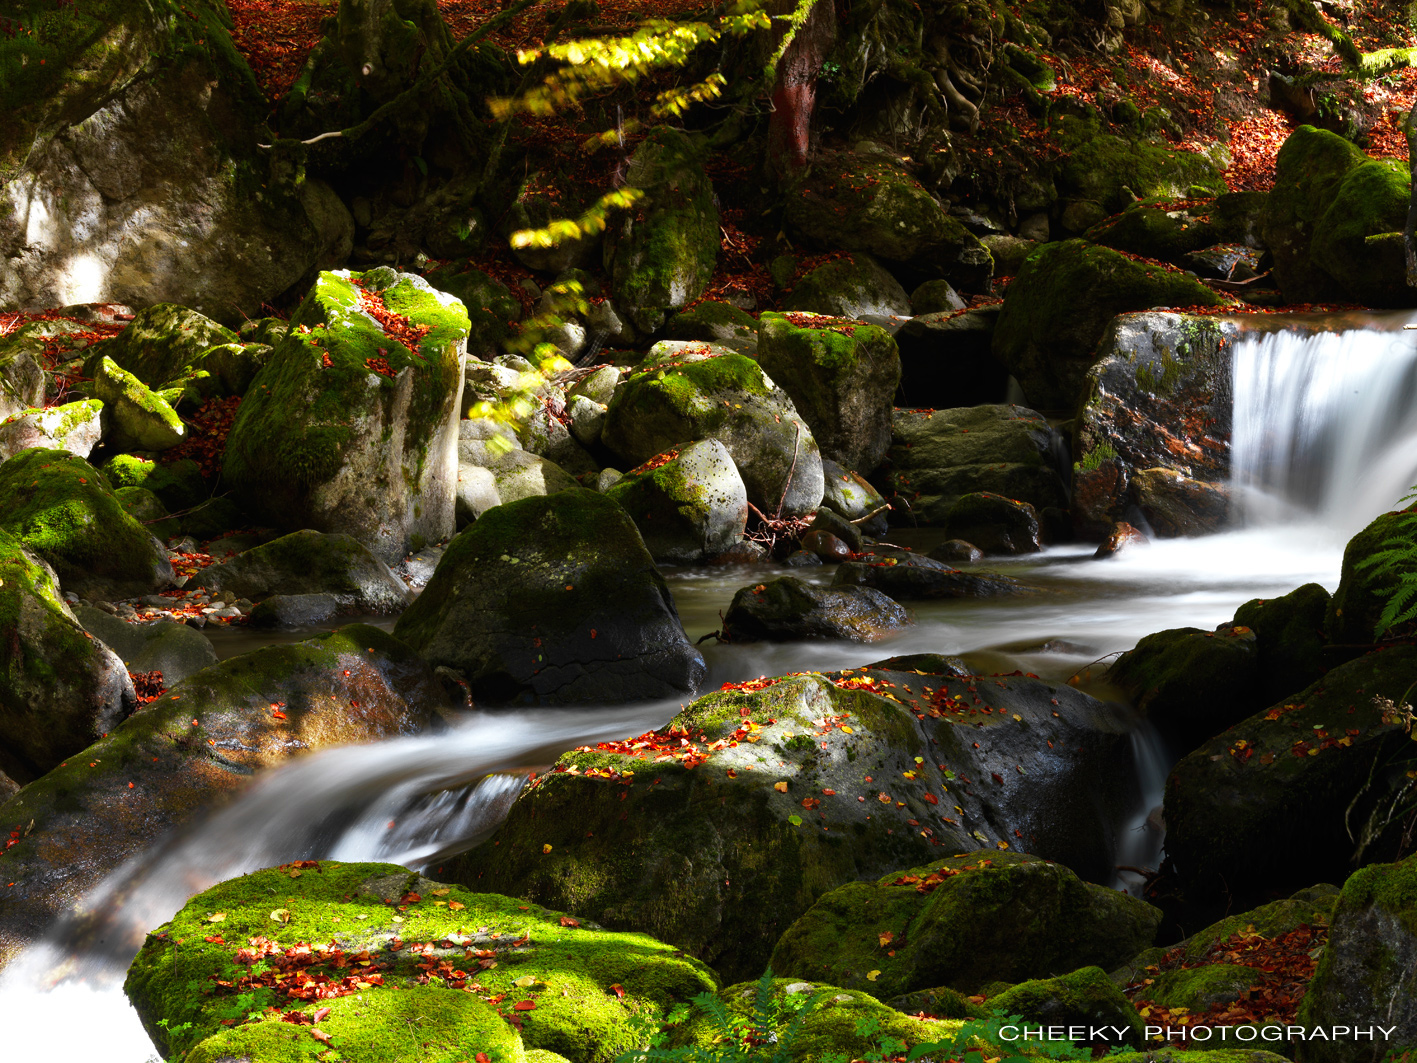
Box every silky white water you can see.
[4,314,1417,1061]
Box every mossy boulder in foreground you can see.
[0,625,446,968]
[0,448,174,599]
[769,851,1160,999]
[124,861,718,1063]
[394,489,705,704]
[222,267,469,562]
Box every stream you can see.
[2,312,1415,1061]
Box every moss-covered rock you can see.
[1296,856,1417,1063]
[91,356,186,451]
[97,304,238,388]
[222,267,469,562]
[425,263,523,361]
[993,241,1229,411]
[604,127,718,333]
[1053,117,1227,214]
[601,346,825,518]
[820,458,889,536]
[784,151,993,290]
[1164,646,1417,911]
[505,169,602,275]
[1085,199,1219,263]
[1262,126,1368,304]
[0,400,103,462]
[909,279,967,316]
[989,967,1143,1046]
[603,439,748,563]
[187,341,272,398]
[191,529,414,614]
[72,601,218,686]
[99,453,209,512]
[769,851,1160,998]
[1234,583,1332,706]
[758,312,901,475]
[124,862,717,1063]
[874,405,1067,525]
[448,661,1145,981]
[833,546,1030,600]
[723,576,911,642]
[0,322,63,419]
[1326,508,1413,646]
[114,485,181,542]
[782,252,912,320]
[0,625,446,967]
[0,532,135,783]
[393,489,705,704]
[0,448,174,599]
[1310,159,1413,307]
[943,492,1041,555]
[664,300,759,355]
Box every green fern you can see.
[1355,488,1417,640]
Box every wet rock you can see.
[769,851,1160,999]
[1183,244,1263,281]
[930,540,984,564]
[800,529,852,560]
[1233,582,1331,705]
[91,356,186,451]
[0,449,174,599]
[723,576,911,642]
[894,306,1008,409]
[0,625,447,966]
[943,492,1041,555]
[1164,646,1417,911]
[72,603,218,686]
[191,529,414,615]
[1131,467,1229,537]
[222,268,469,563]
[394,490,705,704]
[834,548,1030,600]
[665,301,759,355]
[1093,521,1149,558]
[909,279,967,315]
[784,548,824,567]
[93,304,238,389]
[988,968,1144,1046]
[601,346,824,519]
[1073,313,1240,538]
[1325,509,1413,647]
[0,535,136,783]
[875,405,1068,526]
[993,241,1229,411]
[0,400,104,462]
[247,592,341,628]
[604,440,748,564]
[820,459,889,537]
[782,252,911,320]
[757,312,901,474]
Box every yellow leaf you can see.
[878,931,894,947]
[431,888,451,896]
[866,970,880,981]
[773,781,788,792]
[514,975,538,988]
[841,725,854,734]
[1012,714,1023,722]
[448,901,466,911]
[270,908,292,924]
[205,912,226,923]
[543,844,553,854]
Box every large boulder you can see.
[601,346,825,519]
[874,405,1068,525]
[769,850,1159,999]
[222,268,469,562]
[1326,509,1415,647]
[90,356,187,451]
[447,661,1144,981]
[1310,158,1413,307]
[757,311,901,474]
[0,625,446,966]
[604,127,718,333]
[1164,646,1417,911]
[603,439,748,563]
[781,252,912,319]
[0,400,104,461]
[722,576,911,642]
[1085,199,1220,263]
[124,862,717,1063]
[784,151,993,290]
[1233,583,1331,706]
[993,241,1229,411]
[1052,117,1226,215]
[943,492,1041,555]
[72,603,218,687]
[393,489,705,704]
[456,430,580,526]
[1072,313,1241,539]
[0,448,174,599]
[664,300,759,355]
[0,534,136,783]
[190,529,414,614]
[0,323,60,419]
[0,0,351,322]
[92,304,238,388]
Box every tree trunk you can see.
[1406,98,1417,288]
[766,0,836,181]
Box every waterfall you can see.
[1230,315,1417,532]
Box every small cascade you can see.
[1230,316,1417,532]
[1111,721,1171,897]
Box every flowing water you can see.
[4,313,1417,1061]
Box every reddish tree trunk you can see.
[766,0,836,181]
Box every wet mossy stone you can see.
[448,665,1143,981]
[1262,125,1369,304]
[1053,118,1226,214]
[394,489,705,704]
[1325,509,1413,647]
[1085,199,1220,263]
[782,251,912,321]
[237,317,290,347]
[833,547,1031,600]
[993,240,1228,411]
[783,151,993,290]
[601,347,826,519]
[664,300,759,355]
[0,625,446,969]
[943,492,1041,555]
[603,438,748,564]
[222,267,469,563]
[1106,625,1262,754]
[1233,583,1331,705]
[886,984,981,1018]
[114,485,181,542]
[0,532,135,783]
[72,602,218,686]
[425,263,522,360]
[91,356,187,451]
[97,304,237,388]
[988,967,1144,1047]
[124,863,717,1063]
[101,454,209,512]
[820,458,889,538]
[1295,856,1417,1062]
[1311,159,1413,307]
[191,529,414,615]
[0,400,103,462]
[1163,645,1417,912]
[722,575,912,642]
[604,126,719,333]
[0,448,174,599]
[1130,467,1230,537]
[758,312,901,475]
[769,851,1161,999]
[671,979,944,1061]
[875,405,1067,525]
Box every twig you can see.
[774,420,801,520]
[849,503,891,525]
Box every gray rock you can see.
[567,393,608,447]
[834,548,1030,600]
[248,593,340,628]
[73,603,217,687]
[723,576,911,642]
[456,439,579,525]
[944,492,1042,555]
[568,365,622,406]
[782,252,911,320]
[0,400,104,461]
[820,459,890,537]
[91,357,186,451]
[605,439,748,563]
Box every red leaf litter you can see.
[162,396,242,479]
[351,279,432,358]
[128,670,166,704]
[625,447,680,477]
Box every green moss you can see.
[1054,118,1226,212]
[1078,441,1118,473]
[1311,159,1413,305]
